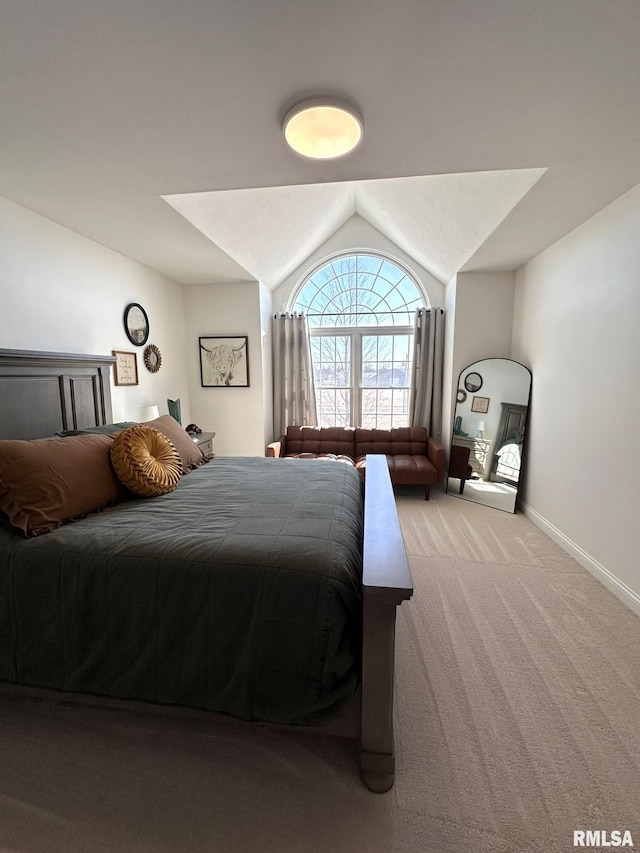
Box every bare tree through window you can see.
[293,254,425,427]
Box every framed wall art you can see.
[471,395,490,414]
[112,350,139,386]
[199,336,249,387]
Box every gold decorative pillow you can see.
[111,425,182,497]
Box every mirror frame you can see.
[123,302,149,347]
[448,358,532,513]
[463,371,483,392]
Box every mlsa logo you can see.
[574,830,634,847]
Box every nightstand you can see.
[191,431,215,457]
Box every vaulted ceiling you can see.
[2,1,640,288]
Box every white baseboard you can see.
[520,501,640,619]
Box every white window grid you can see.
[294,253,425,428]
[311,326,414,428]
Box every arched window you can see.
[291,253,426,428]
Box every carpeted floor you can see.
[446,477,518,512]
[1,487,639,852]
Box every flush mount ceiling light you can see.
[282,99,363,160]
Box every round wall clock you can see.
[143,344,162,373]
[124,303,149,346]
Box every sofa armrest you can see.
[427,436,445,482]
[266,436,286,458]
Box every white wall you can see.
[442,274,459,449]
[444,271,517,449]
[512,181,640,615]
[183,281,268,456]
[259,281,274,447]
[452,271,516,377]
[0,195,191,424]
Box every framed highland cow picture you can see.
[199,336,249,387]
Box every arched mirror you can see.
[447,358,532,513]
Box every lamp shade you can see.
[477,420,487,432]
[139,405,159,422]
[282,99,363,159]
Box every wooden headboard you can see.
[0,349,115,440]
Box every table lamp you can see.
[139,405,159,422]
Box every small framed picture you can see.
[199,336,249,387]
[112,350,139,386]
[471,395,490,413]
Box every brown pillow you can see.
[141,414,207,472]
[0,434,127,537]
[111,425,182,497]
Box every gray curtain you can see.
[409,307,444,441]
[273,312,317,438]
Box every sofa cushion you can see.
[355,427,428,456]
[285,426,356,458]
[387,454,438,485]
[355,453,438,485]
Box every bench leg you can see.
[360,598,398,793]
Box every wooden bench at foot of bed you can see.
[360,453,413,792]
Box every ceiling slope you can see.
[2,0,640,285]
[164,169,546,287]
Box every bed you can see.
[0,348,412,793]
[494,440,522,484]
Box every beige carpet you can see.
[1,487,639,852]
[446,477,518,512]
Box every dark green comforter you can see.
[0,457,364,725]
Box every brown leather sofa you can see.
[267,425,445,500]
